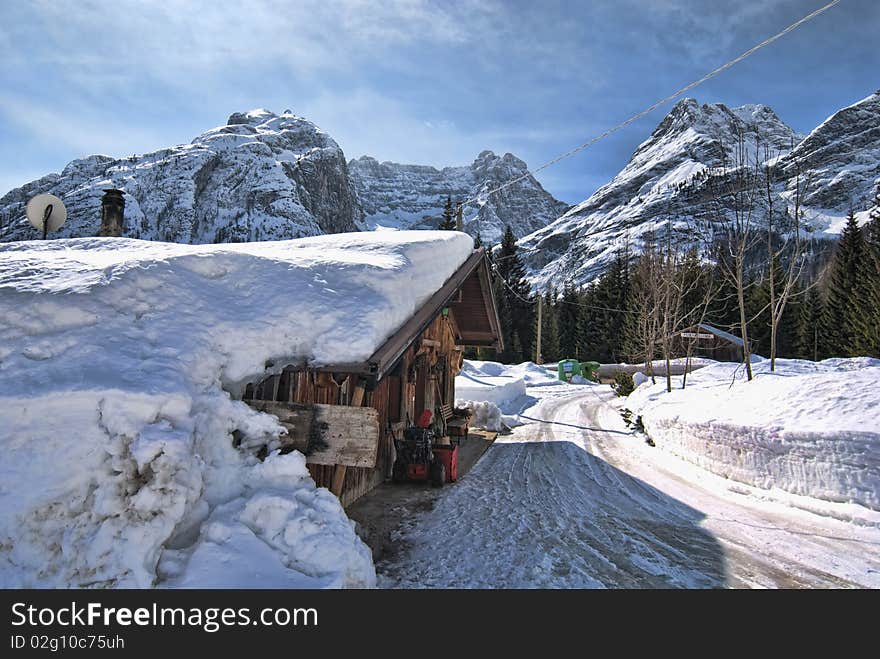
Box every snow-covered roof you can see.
[0,230,474,386]
[0,230,475,587]
[698,323,744,347]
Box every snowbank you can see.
[455,360,593,429]
[0,231,474,588]
[454,400,503,432]
[456,360,559,402]
[455,370,527,408]
[626,358,880,510]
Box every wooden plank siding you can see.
[243,311,462,507]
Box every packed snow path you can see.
[378,387,880,588]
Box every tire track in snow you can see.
[377,386,879,588]
[379,389,725,588]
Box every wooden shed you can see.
[676,323,744,363]
[241,247,503,507]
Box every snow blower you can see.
[392,410,457,487]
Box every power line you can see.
[460,0,843,209]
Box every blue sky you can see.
[1,0,877,204]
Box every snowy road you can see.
[378,386,880,588]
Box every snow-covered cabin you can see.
[0,231,500,540]
[240,234,503,506]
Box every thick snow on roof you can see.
[0,230,474,389]
[0,230,472,588]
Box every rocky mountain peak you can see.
[646,98,797,155]
[1,109,359,242]
[349,150,567,242]
[226,108,287,125]
[518,91,878,289]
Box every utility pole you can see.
[535,294,543,364]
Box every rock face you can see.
[519,92,880,289]
[778,92,880,215]
[349,150,569,243]
[0,109,360,243]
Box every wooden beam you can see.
[365,249,486,379]
[350,382,365,406]
[446,308,462,341]
[331,465,347,496]
[476,258,504,351]
[244,400,380,468]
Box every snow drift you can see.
[455,361,579,430]
[0,230,474,588]
[626,358,880,510]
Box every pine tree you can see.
[777,276,802,358]
[557,284,582,360]
[580,250,630,362]
[870,181,880,225]
[492,274,516,362]
[795,285,823,360]
[539,290,560,363]
[707,261,740,330]
[854,217,880,357]
[862,184,880,356]
[580,285,603,360]
[623,252,658,368]
[473,231,483,249]
[439,196,456,230]
[495,225,535,362]
[820,210,871,357]
[746,261,782,358]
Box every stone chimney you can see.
[99,189,125,237]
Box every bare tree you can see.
[708,129,764,381]
[763,148,811,371]
[656,226,724,392]
[626,224,720,393]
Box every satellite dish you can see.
[26,193,67,239]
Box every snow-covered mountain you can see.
[0,109,360,243]
[1,110,564,245]
[519,92,880,289]
[777,91,880,231]
[349,151,568,243]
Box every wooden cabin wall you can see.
[243,311,463,507]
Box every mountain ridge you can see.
[518,92,880,289]
[0,111,565,245]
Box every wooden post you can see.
[332,379,366,496]
[350,381,365,406]
[331,465,347,496]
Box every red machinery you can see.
[392,410,458,486]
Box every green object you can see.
[581,361,601,382]
[557,359,582,382]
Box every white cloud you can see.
[7,0,503,89]
[0,95,175,157]
[298,87,591,169]
[299,88,476,165]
